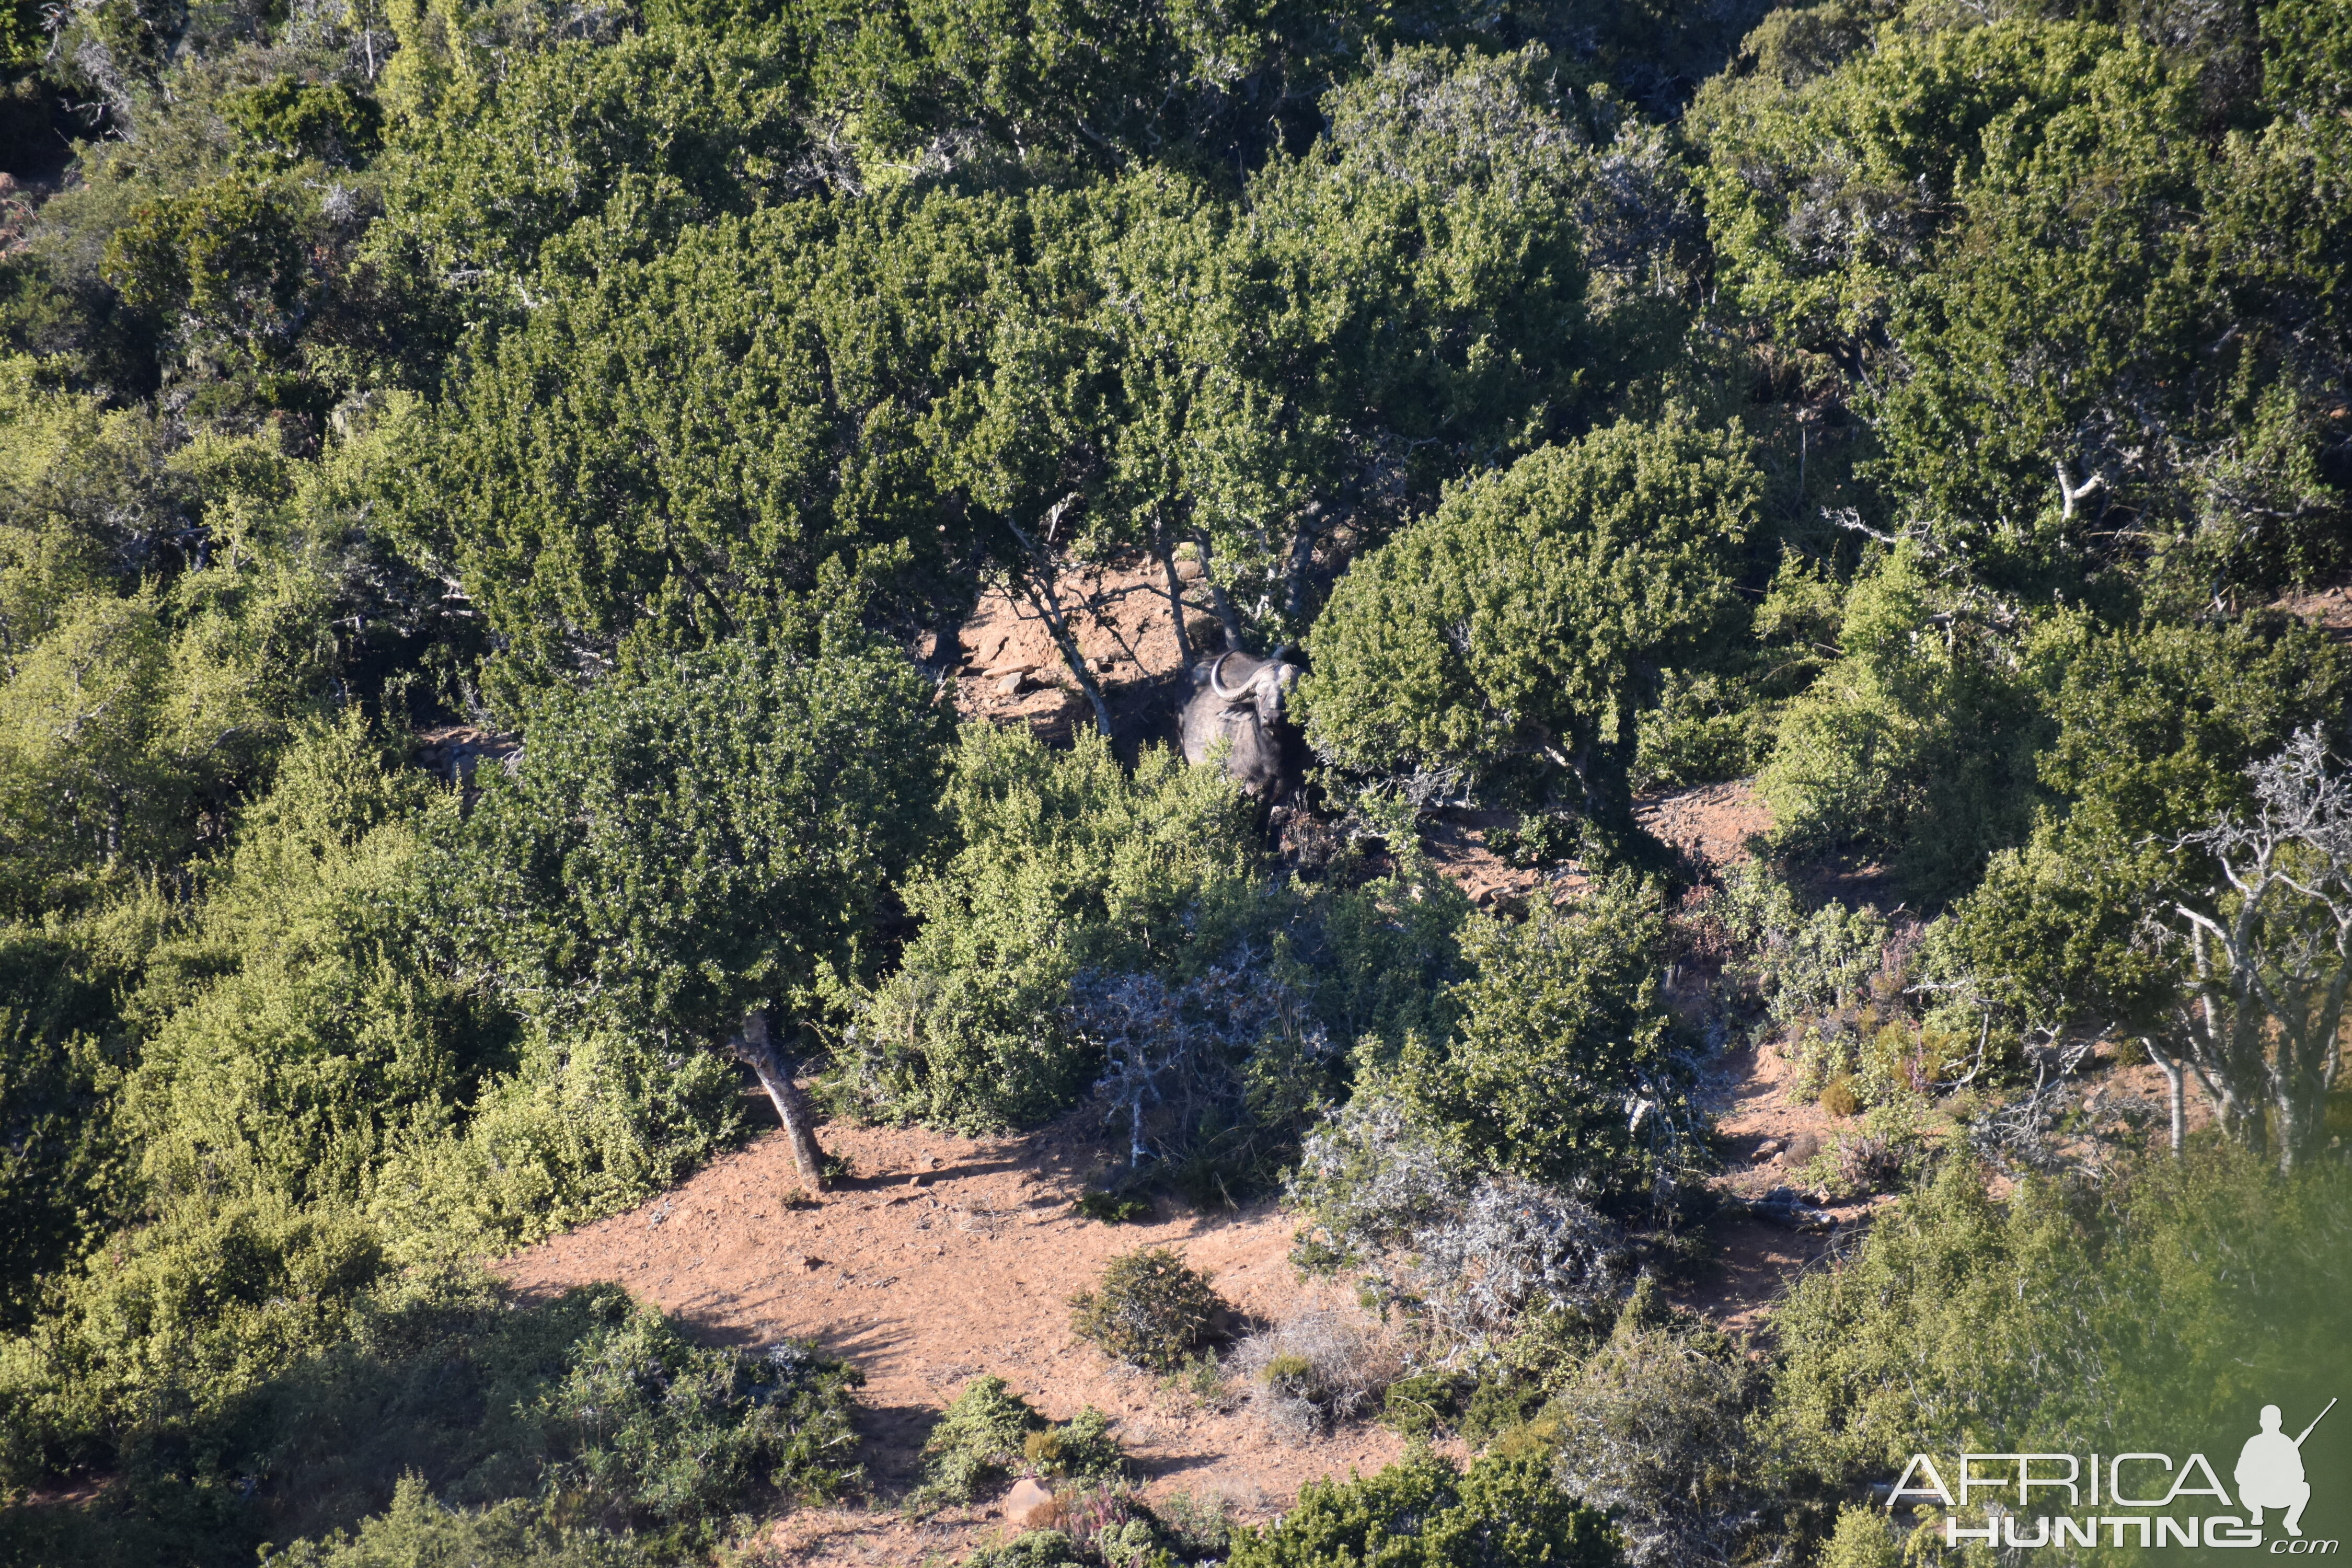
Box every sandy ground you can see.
[498,1116,1409,1565]
[945,562,1204,749]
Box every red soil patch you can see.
[1413,778,1774,911]
[946,563,1204,745]
[497,1117,1405,1565]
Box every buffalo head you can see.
[1179,650,1302,799]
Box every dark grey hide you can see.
[1179,650,1301,798]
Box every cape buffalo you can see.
[1179,650,1302,799]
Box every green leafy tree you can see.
[1301,413,1759,854]
[1102,45,1622,652]
[371,28,815,320]
[401,192,1023,700]
[1693,7,2352,601]
[1931,610,2345,1148]
[454,624,947,1188]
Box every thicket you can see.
[1,1266,862,1567]
[1,0,2346,1560]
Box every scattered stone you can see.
[1004,1477,1055,1528]
[992,670,1030,698]
[1751,1138,1785,1163]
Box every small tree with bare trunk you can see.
[454,622,947,1190]
[2142,728,2352,1173]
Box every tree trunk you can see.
[1152,512,1193,665]
[1190,529,1248,654]
[2141,1036,2185,1156]
[1002,506,1115,737]
[733,1007,827,1190]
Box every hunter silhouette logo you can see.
[2240,1401,2333,1538]
[1885,1397,2340,1552]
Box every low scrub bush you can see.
[1541,1280,1773,1568]
[915,1377,1123,1511]
[1380,1370,1476,1438]
[261,1475,654,1567]
[1068,1249,1228,1373]
[839,728,1263,1134]
[1232,1310,1403,1443]
[1223,1449,1625,1567]
[1288,1089,1631,1344]
[1401,873,1701,1201]
[1072,956,1337,1202]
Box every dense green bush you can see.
[4,1263,862,1565]
[913,1376,1123,1511]
[1224,1449,1625,1568]
[0,910,142,1325]
[1401,873,1695,1201]
[262,1475,652,1568]
[1068,1249,1229,1374]
[1756,544,2045,899]
[1932,611,2347,1039]
[1301,413,1760,856]
[1767,1147,2352,1489]
[4,0,2348,1559]
[840,726,1262,1132]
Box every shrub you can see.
[1401,873,1700,1201]
[1767,1147,2352,1489]
[1223,1449,1625,1568]
[1022,1408,1123,1481]
[962,1530,1088,1568]
[0,1191,388,1487]
[1542,1281,1773,1568]
[1070,1192,1152,1224]
[261,1475,654,1567]
[1813,1505,1902,1568]
[1755,544,2043,900]
[841,727,1263,1133]
[1300,413,1759,858]
[1071,957,1336,1200]
[1287,1087,1631,1344]
[1068,1249,1229,1373]
[1,1262,862,1563]
[1150,1488,1236,1559]
[916,1377,1124,1509]
[1380,1370,1475,1439]
[1817,1075,1859,1119]
[1231,1310,1402,1443]
[917,1376,1042,1507]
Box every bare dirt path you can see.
[498,1117,1405,1565]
